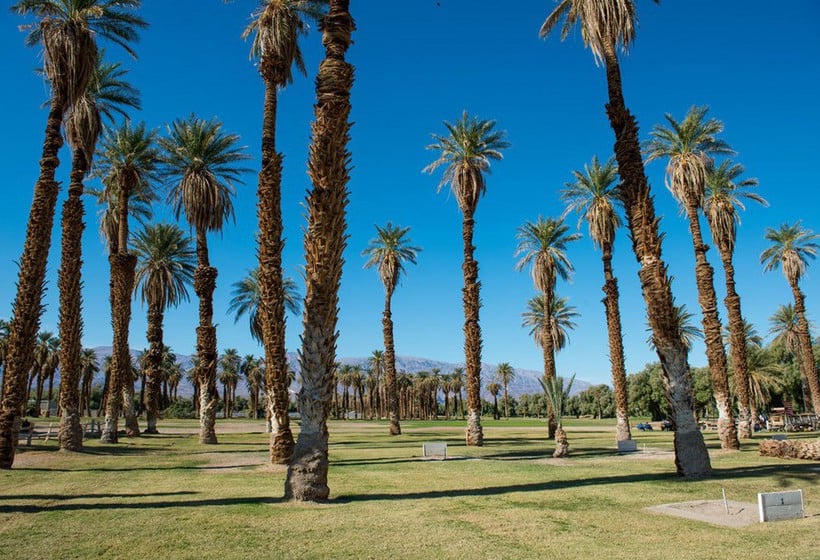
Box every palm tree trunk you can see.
[601,41,710,478]
[46,371,55,416]
[790,282,820,414]
[542,287,557,439]
[98,369,110,417]
[257,73,295,464]
[285,0,354,502]
[684,204,738,450]
[601,243,631,442]
[101,253,137,443]
[58,148,88,451]
[462,214,484,446]
[144,301,164,433]
[553,425,569,458]
[717,248,753,439]
[0,100,65,468]
[383,290,401,435]
[195,228,219,444]
[122,377,140,436]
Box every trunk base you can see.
[465,409,483,446]
[553,426,569,458]
[736,414,753,440]
[615,412,632,442]
[100,416,119,444]
[673,428,712,479]
[58,410,83,452]
[717,416,740,450]
[389,411,401,435]
[285,431,330,502]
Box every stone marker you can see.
[617,439,638,453]
[758,489,804,522]
[422,442,447,460]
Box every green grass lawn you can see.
[1,418,817,559]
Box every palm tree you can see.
[362,222,421,435]
[240,0,326,464]
[487,382,501,420]
[132,223,196,433]
[58,59,140,450]
[95,121,159,443]
[645,106,739,450]
[242,355,264,419]
[761,222,820,414]
[540,0,711,477]
[160,115,249,444]
[368,350,385,417]
[539,374,576,458]
[228,269,300,344]
[1,0,146,469]
[704,159,767,438]
[514,217,579,438]
[495,362,515,419]
[561,155,631,442]
[424,112,509,446]
[219,349,241,419]
[745,345,786,424]
[79,348,99,416]
[769,304,801,357]
[284,0,354,502]
[647,301,703,353]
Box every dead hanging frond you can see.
[41,17,98,107]
[65,91,101,162]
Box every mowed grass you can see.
[1,418,818,560]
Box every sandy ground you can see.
[647,500,760,527]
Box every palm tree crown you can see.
[522,294,579,352]
[228,268,300,343]
[514,217,580,293]
[561,155,620,249]
[160,115,250,233]
[423,111,510,216]
[703,159,766,255]
[132,223,196,312]
[362,222,421,294]
[760,222,819,286]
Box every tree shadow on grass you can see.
[0,494,283,514]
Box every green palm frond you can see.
[132,223,196,311]
[362,222,421,294]
[561,155,620,249]
[228,268,301,343]
[514,217,580,293]
[760,222,819,286]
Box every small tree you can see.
[539,374,575,458]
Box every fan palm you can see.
[284,0,354,502]
[2,0,146,469]
[94,121,159,443]
[228,269,300,344]
[645,105,739,450]
[58,59,140,450]
[362,222,421,435]
[561,154,632,441]
[539,374,576,458]
[761,222,820,413]
[495,362,515,419]
[160,115,249,444]
[540,0,711,477]
[240,0,326,464]
[703,159,767,438]
[132,223,195,433]
[424,112,509,446]
[515,216,579,438]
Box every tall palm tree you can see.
[79,348,99,416]
[240,0,326,464]
[704,159,767,438]
[487,382,501,420]
[132,223,195,433]
[495,362,515,419]
[540,0,711,477]
[761,222,820,414]
[94,121,159,443]
[160,115,249,444]
[368,349,385,417]
[523,295,579,353]
[561,155,631,441]
[424,112,509,446]
[362,222,421,435]
[539,374,576,458]
[514,217,579,438]
[228,268,300,344]
[219,349,241,419]
[1,0,146,469]
[58,59,140,450]
[241,355,264,419]
[645,106,739,450]
[284,0,354,502]
[745,345,786,424]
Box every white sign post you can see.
[758,490,804,522]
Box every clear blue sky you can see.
[1,1,818,387]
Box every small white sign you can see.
[422,442,447,459]
[758,490,804,522]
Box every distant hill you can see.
[88,347,592,399]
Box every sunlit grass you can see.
[1,418,817,559]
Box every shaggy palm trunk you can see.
[601,242,631,442]
[716,246,753,439]
[257,69,295,464]
[683,203,738,450]
[58,148,89,451]
[601,41,711,478]
[0,101,65,468]
[553,425,569,458]
[122,377,139,436]
[791,283,820,414]
[462,215,484,446]
[195,230,219,444]
[144,302,164,433]
[383,289,401,435]
[542,287,557,439]
[285,0,354,502]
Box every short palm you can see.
[228,268,301,344]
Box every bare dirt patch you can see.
[198,451,276,473]
[647,500,759,527]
